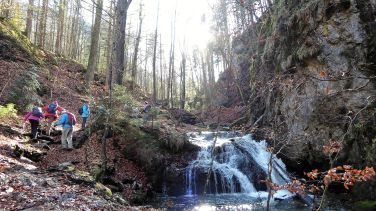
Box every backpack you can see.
[47,103,57,114]
[66,113,77,126]
[78,106,83,115]
[144,105,151,113]
[32,107,43,117]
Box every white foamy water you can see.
[185,132,293,199]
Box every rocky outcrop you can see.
[225,0,376,172]
[123,125,199,196]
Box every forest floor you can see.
[0,57,158,209]
[0,123,131,210]
[0,19,246,209]
[0,95,202,210]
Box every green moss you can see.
[354,201,376,210]
[295,44,320,61]
[90,165,102,181]
[0,20,43,64]
[0,104,17,120]
[95,183,112,197]
[322,24,329,37]
[66,165,75,172]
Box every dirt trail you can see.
[0,121,136,209]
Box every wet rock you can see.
[168,108,200,125]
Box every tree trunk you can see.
[105,0,114,87]
[68,0,81,59]
[38,0,49,48]
[25,0,34,39]
[55,0,67,55]
[33,0,40,44]
[123,21,131,77]
[159,34,164,101]
[180,54,186,109]
[143,40,148,92]
[152,1,159,103]
[86,0,104,85]
[167,9,176,108]
[201,53,209,106]
[131,2,143,90]
[110,0,133,86]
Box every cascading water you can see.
[185,131,292,199]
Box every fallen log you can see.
[13,144,46,162]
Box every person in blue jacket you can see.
[54,109,76,150]
[79,100,90,129]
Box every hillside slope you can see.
[0,20,153,208]
[214,0,376,195]
[0,19,205,209]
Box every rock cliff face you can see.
[225,0,376,173]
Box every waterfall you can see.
[185,132,292,198]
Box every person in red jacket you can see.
[43,101,63,136]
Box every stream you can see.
[152,131,349,210]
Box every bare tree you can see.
[159,33,164,101]
[33,0,40,44]
[38,0,49,48]
[109,0,133,86]
[55,0,66,55]
[152,0,160,103]
[167,8,176,108]
[130,1,143,90]
[25,0,34,39]
[105,0,114,86]
[180,52,186,109]
[86,0,104,85]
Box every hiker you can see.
[54,109,76,150]
[43,101,63,135]
[78,100,90,129]
[23,105,44,140]
[142,101,151,124]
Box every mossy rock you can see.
[90,165,102,181]
[0,20,43,64]
[95,182,112,197]
[322,24,329,37]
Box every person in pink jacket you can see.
[24,106,44,140]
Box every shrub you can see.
[149,107,160,128]
[0,103,17,121]
[90,85,138,135]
